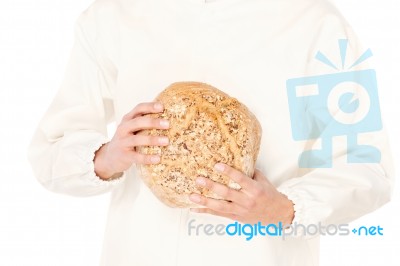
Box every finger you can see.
[214,163,256,192]
[119,116,169,135]
[122,102,164,122]
[124,135,169,148]
[190,208,240,221]
[194,177,247,204]
[189,193,246,215]
[128,151,161,165]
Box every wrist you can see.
[280,192,295,225]
[94,143,119,180]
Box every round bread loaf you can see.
[136,82,262,208]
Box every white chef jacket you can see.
[28,0,394,265]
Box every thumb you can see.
[253,169,271,184]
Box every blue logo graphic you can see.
[286,39,382,168]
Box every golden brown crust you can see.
[136,82,262,208]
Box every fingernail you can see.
[189,194,201,203]
[154,103,163,111]
[151,156,160,163]
[160,120,169,128]
[159,137,169,145]
[195,177,206,187]
[214,163,225,172]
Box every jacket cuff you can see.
[86,136,126,186]
[276,186,305,226]
[276,185,320,240]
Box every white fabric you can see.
[28,0,394,265]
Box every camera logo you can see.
[287,39,382,168]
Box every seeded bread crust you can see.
[136,82,262,208]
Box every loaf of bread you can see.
[136,82,262,208]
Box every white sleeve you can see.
[277,13,395,228]
[28,7,125,197]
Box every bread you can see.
[136,82,262,208]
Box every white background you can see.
[0,0,399,265]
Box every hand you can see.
[189,163,295,225]
[94,102,170,180]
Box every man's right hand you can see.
[94,102,170,180]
